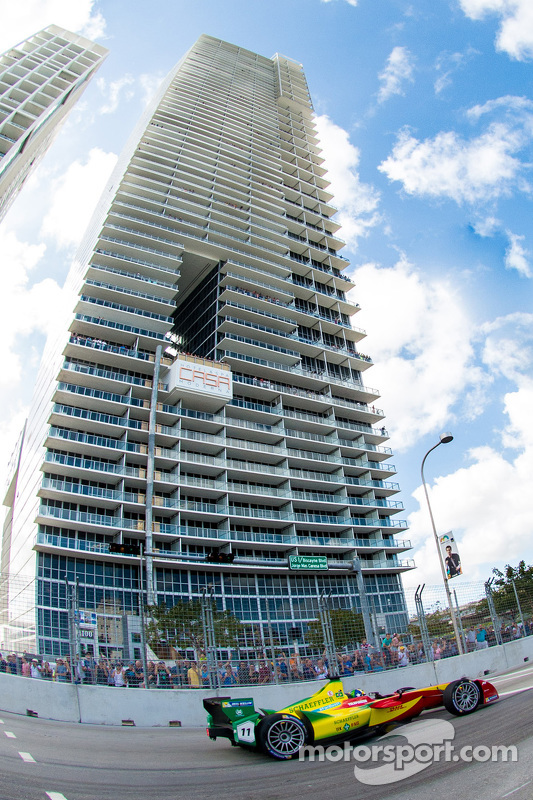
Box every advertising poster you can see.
[438,532,462,580]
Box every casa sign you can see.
[168,358,233,398]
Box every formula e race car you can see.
[204,676,499,760]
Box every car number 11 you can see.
[236,721,256,744]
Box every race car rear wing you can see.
[203,696,257,725]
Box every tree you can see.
[146,600,242,658]
[491,561,533,619]
[305,608,365,651]
[408,606,454,640]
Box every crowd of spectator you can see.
[1,621,531,689]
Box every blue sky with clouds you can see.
[1,0,532,589]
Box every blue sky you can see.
[1,0,532,590]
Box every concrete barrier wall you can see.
[1,638,531,727]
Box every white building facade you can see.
[3,35,413,657]
[0,24,108,221]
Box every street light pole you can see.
[420,433,464,655]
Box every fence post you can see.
[485,579,503,645]
[352,558,377,648]
[201,587,218,689]
[511,580,526,637]
[265,602,279,684]
[414,584,433,662]
[369,597,385,670]
[318,591,337,677]
[65,578,77,683]
[453,588,467,653]
[138,546,150,689]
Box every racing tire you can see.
[257,713,308,760]
[443,679,482,716]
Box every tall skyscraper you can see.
[0,24,108,221]
[2,35,413,657]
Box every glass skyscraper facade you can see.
[0,24,108,221]
[2,35,413,657]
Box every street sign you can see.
[288,555,328,571]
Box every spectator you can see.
[288,651,299,671]
[352,651,365,672]
[170,659,186,687]
[95,659,109,686]
[289,661,302,682]
[476,627,488,650]
[276,653,289,681]
[360,639,374,657]
[466,627,476,652]
[302,658,316,680]
[222,664,237,687]
[146,661,157,686]
[397,646,409,667]
[236,661,249,684]
[111,662,127,687]
[54,658,70,682]
[370,653,384,672]
[0,653,6,672]
[338,654,353,676]
[199,662,210,686]
[257,660,272,684]
[187,661,201,688]
[30,659,42,679]
[315,658,328,679]
[41,661,53,680]
[134,660,144,688]
[390,634,401,654]
[21,656,31,678]
[124,661,140,688]
[79,655,95,684]
[157,661,172,689]
[6,653,18,675]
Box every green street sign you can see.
[288,555,328,571]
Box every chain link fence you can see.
[1,567,533,689]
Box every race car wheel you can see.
[257,714,308,759]
[443,679,482,716]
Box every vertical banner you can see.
[438,532,462,579]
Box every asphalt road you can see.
[1,665,532,800]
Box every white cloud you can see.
[40,148,118,250]
[0,0,105,53]
[377,46,415,104]
[504,231,532,277]
[407,431,533,585]
[139,72,167,109]
[459,0,533,61]
[466,94,533,120]
[315,115,381,248]
[404,311,533,586]
[348,256,488,450]
[320,0,358,6]
[0,230,64,386]
[434,48,478,94]
[481,311,533,384]
[97,75,136,115]
[471,215,501,236]
[378,122,527,204]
